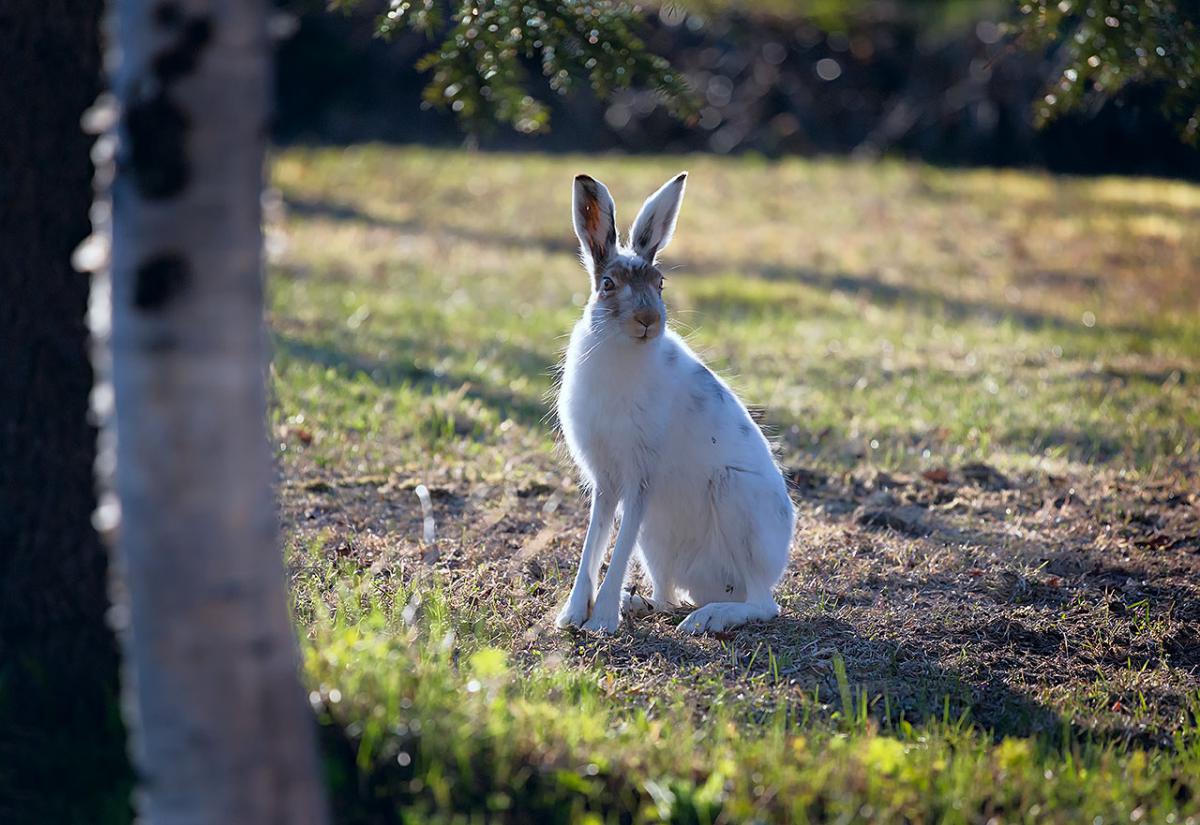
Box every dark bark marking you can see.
[154,1,184,29]
[124,96,189,198]
[152,11,212,81]
[122,10,212,200]
[134,253,190,311]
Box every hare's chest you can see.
[576,426,664,501]
[559,360,667,493]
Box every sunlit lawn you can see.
[269,146,1200,823]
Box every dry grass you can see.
[282,459,1200,746]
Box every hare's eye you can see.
[658,276,665,291]
[600,276,616,292]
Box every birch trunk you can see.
[98,0,329,820]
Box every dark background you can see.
[274,1,1200,179]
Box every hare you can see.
[555,172,795,635]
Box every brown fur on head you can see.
[573,174,617,271]
[593,254,666,341]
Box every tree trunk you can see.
[0,1,132,820]
[96,0,329,820]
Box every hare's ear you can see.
[629,172,687,262]
[573,174,618,274]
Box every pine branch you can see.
[331,0,697,133]
[1013,0,1199,144]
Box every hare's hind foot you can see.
[623,592,656,618]
[679,598,779,634]
[623,590,681,618]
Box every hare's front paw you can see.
[556,587,592,629]
[582,609,621,635]
[583,590,623,634]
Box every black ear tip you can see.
[674,172,688,182]
[575,174,595,183]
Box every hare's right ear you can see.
[629,172,686,262]
[573,174,617,275]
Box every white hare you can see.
[555,172,795,635]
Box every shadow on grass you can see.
[777,471,1200,747]
[1034,551,1200,670]
[687,262,1156,339]
[273,331,554,430]
[593,609,1059,741]
[283,195,419,233]
[282,194,577,257]
[768,406,1145,468]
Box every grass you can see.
[268,146,1200,822]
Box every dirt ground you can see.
[281,452,1200,747]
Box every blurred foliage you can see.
[1015,0,1200,144]
[673,0,1008,32]
[328,0,697,133]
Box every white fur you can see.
[556,175,795,635]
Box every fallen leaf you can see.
[922,468,950,484]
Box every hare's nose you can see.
[633,309,659,329]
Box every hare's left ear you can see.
[629,172,687,262]
[573,174,618,275]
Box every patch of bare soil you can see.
[281,458,1200,746]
